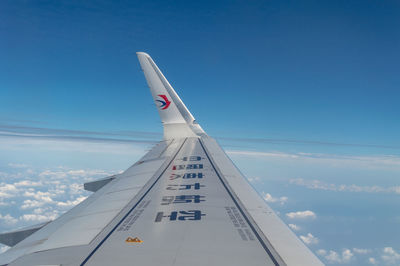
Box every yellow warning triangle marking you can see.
[126,237,143,243]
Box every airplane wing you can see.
[0,52,324,266]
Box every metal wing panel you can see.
[28,154,168,253]
[201,136,324,266]
[72,138,280,266]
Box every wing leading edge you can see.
[0,53,324,266]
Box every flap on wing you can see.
[84,175,116,192]
[0,221,51,247]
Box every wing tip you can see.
[136,51,150,58]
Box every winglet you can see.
[137,52,205,139]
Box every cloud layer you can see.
[227,150,400,170]
[290,178,400,195]
[262,192,288,205]
[286,210,316,219]
[0,165,119,228]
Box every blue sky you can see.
[0,0,400,265]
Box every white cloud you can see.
[0,165,120,231]
[353,248,371,254]
[318,248,374,264]
[69,183,83,195]
[14,180,42,187]
[288,223,300,231]
[316,247,400,265]
[321,249,354,264]
[317,249,327,256]
[325,250,340,263]
[39,170,68,179]
[342,249,354,263]
[262,192,288,205]
[0,214,18,225]
[68,169,88,176]
[32,207,48,214]
[0,191,13,198]
[20,214,55,223]
[38,169,115,183]
[227,150,300,159]
[382,247,400,264]
[0,183,18,198]
[20,188,88,211]
[8,163,28,168]
[23,191,54,204]
[300,233,318,245]
[286,210,316,219]
[0,201,11,207]
[226,150,400,170]
[56,196,87,207]
[21,199,44,209]
[290,178,400,195]
[247,176,261,183]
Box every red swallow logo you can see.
[156,94,171,110]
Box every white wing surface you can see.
[0,52,324,266]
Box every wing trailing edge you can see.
[0,221,51,247]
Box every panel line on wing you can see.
[80,138,188,266]
[198,139,285,266]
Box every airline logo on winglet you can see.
[156,94,171,110]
